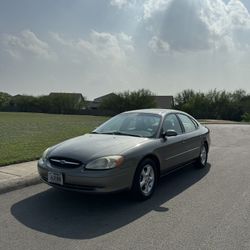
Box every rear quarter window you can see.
[177,114,197,133]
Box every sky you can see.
[0,0,250,100]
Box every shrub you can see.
[242,112,250,122]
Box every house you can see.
[86,93,117,110]
[94,93,117,103]
[84,100,99,110]
[153,96,174,109]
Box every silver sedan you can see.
[38,109,210,200]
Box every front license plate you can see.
[48,172,63,185]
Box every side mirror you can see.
[162,129,178,138]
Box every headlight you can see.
[85,156,124,170]
[42,147,51,162]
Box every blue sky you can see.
[1,0,250,99]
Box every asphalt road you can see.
[1,125,250,250]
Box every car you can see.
[38,109,210,200]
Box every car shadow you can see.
[11,163,211,239]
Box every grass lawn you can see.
[0,112,108,166]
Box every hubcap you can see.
[139,164,155,196]
[200,145,207,166]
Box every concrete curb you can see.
[0,173,41,195]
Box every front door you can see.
[156,113,186,173]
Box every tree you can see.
[240,95,250,112]
[48,93,85,114]
[174,89,249,121]
[9,95,38,112]
[36,95,52,113]
[0,92,12,110]
[101,89,157,113]
[2,93,85,114]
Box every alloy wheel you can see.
[139,164,155,196]
[200,145,207,166]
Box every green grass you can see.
[0,112,108,166]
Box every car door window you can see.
[177,114,197,133]
[163,114,182,135]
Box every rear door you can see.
[177,113,201,162]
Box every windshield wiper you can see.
[113,131,142,137]
[97,131,142,137]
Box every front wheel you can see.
[131,159,157,201]
[196,143,208,168]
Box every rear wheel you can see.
[196,143,208,168]
[131,159,157,201]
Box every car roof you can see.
[124,109,186,117]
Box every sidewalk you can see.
[0,161,41,194]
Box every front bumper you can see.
[37,159,134,193]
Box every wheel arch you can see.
[203,139,209,152]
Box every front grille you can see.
[49,157,82,168]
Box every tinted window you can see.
[163,114,182,135]
[178,114,197,133]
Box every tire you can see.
[196,143,208,168]
[131,158,157,201]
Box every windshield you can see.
[94,113,161,138]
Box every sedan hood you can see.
[48,133,148,163]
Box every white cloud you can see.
[144,0,250,52]
[110,0,129,9]
[143,0,173,19]
[148,36,170,53]
[110,0,173,19]
[200,0,250,50]
[2,30,55,59]
[50,32,73,47]
[51,30,134,62]
[117,32,135,52]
